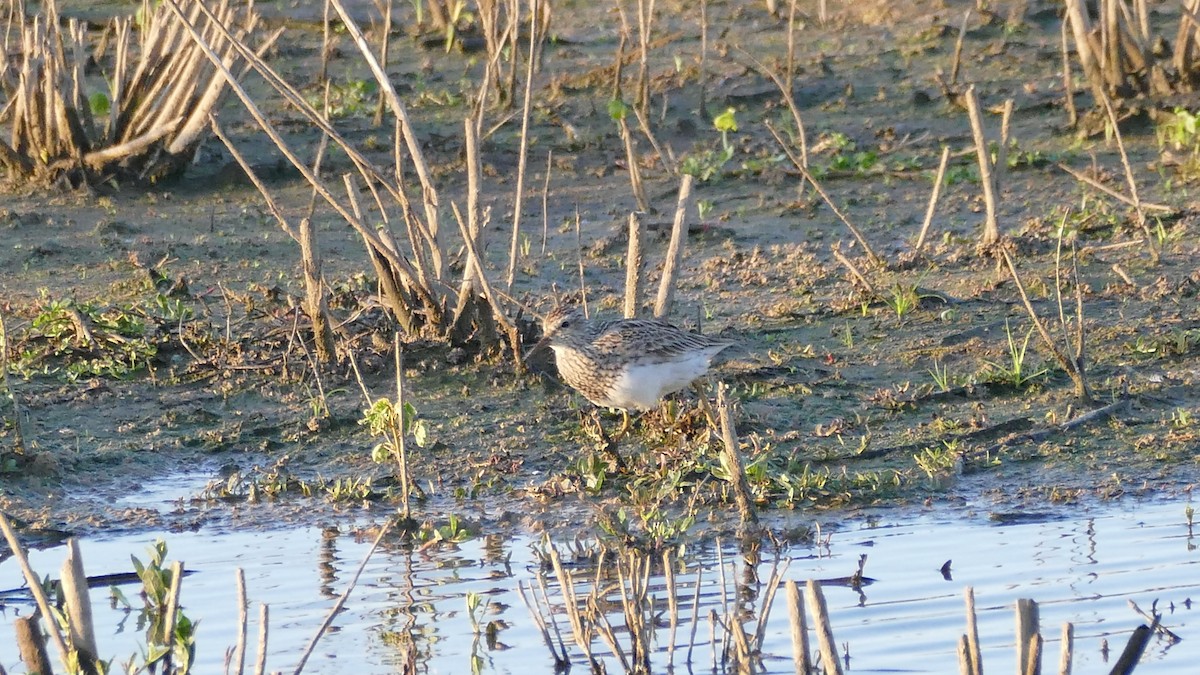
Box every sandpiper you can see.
[531,305,734,434]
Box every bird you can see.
[530,304,735,436]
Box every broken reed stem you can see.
[61,539,99,670]
[739,48,808,169]
[574,208,589,316]
[533,574,571,663]
[1059,622,1074,675]
[451,119,485,339]
[506,0,539,291]
[765,121,882,266]
[1060,18,1078,128]
[995,98,1014,188]
[0,511,74,669]
[663,550,679,665]
[1025,633,1044,675]
[833,246,875,295]
[619,116,651,212]
[1062,0,1099,91]
[699,0,709,117]
[233,568,248,675]
[16,614,54,675]
[160,559,184,672]
[517,581,570,668]
[1015,598,1040,675]
[634,0,653,114]
[254,604,269,675]
[624,211,644,318]
[957,635,972,675]
[372,0,393,126]
[299,217,337,363]
[208,117,298,241]
[964,86,1000,246]
[754,561,788,652]
[654,173,695,319]
[632,104,675,174]
[805,580,843,675]
[950,10,970,85]
[1055,162,1173,212]
[915,145,951,251]
[685,558,704,663]
[393,338,412,519]
[1110,620,1155,675]
[716,383,759,529]
[787,580,812,674]
[999,246,1093,402]
[292,517,394,675]
[450,203,525,368]
[1097,91,1157,260]
[541,150,553,254]
[964,587,982,675]
[547,544,596,662]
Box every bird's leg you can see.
[616,409,632,439]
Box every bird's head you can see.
[529,304,588,355]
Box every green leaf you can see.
[713,107,738,133]
[607,98,629,121]
[89,92,110,116]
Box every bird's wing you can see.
[591,319,732,362]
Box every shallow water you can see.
[2,494,1197,674]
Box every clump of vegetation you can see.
[8,297,161,382]
[1156,107,1200,181]
[0,0,268,186]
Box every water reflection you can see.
[1,498,1197,674]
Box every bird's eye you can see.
[559,319,570,329]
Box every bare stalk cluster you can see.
[172,0,535,361]
[0,0,267,186]
[1063,0,1200,107]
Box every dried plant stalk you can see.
[964,86,1001,246]
[654,173,695,319]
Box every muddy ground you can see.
[1,0,1198,544]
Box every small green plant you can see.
[928,360,952,392]
[596,503,695,552]
[321,475,375,503]
[883,283,921,320]
[679,108,738,181]
[1156,107,1200,180]
[111,540,197,674]
[15,298,158,381]
[983,320,1047,388]
[1170,408,1194,429]
[812,131,877,176]
[417,514,472,547]
[913,442,960,480]
[89,92,111,116]
[465,591,493,634]
[943,163,978,185]
[575,453,607,494]
[362,396,429,517]
[304,79,379,118]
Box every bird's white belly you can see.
[603,357,711,410]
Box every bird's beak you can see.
[525,333,554,360]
